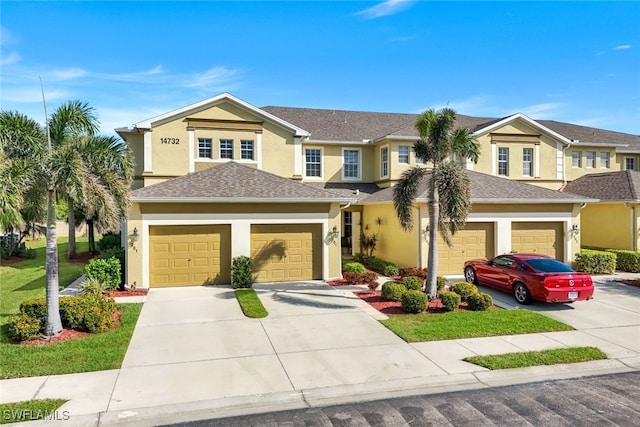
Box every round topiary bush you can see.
[467,292,493,311]
[439,291,462,312]
[383,264,399,277]
[381,281,407,302]
[437,276,447,292]
[401,290,428,313]
[402,276,422,291]
[7,313,41,342]
[450,281,479,302]
[343,262,366,273]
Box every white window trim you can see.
[497,147,509,176]
[303,147,324,180]
[585,151,595,169]
[197,137,213,160]
[626,157,635,171]
[522,147,533,177]
[572,151,582,168]
[600,152,610,169]
[380,145,389,179]
[398,145,410,164]
[342,147,362,181]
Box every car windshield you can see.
[526,258,574,273]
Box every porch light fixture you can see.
[131,227,139,242]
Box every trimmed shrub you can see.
[231,256,253,289]
[439,291,461,312]
[98,247,125,263]
[383,264,399,277]
[574,249,616,274]
[399,267,428,280]
[467,292,493,311]
[381,281,407,302]
[401,290,428,313]
[81,295,117,333]
[450,282,479,302]
[437,276,447,292]
[343,262,366,273]
[97,232,121,251]
[608,250,640,273]
[85,257,121,291]
[343,271,378,285]
[59,296,89,330]
[19,298,47,329]
[7,313,41,342]
[402,276,422,291]
[79,277,110,296]
[367,280,380,291]
[364,256,399,277]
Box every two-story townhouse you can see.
[116,93,638,288]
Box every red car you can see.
[463,254,594,305]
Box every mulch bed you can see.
[618,280,640,288]
[106,289,149,297]
[0,256,23,266]
[20,309,123,346]
[354,290,460,315]
[68,252,98,263]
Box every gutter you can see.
[130,197,358,204]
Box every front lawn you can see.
[0,399,68,424]
[381,309,574,342]
[235,289,268,318]
[464,347,607,369]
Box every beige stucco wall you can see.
[580,202,637,250]
[565,147,618,182]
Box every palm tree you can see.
[393,108,480,298]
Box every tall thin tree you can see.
[393,108,480,298]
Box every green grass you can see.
[0,399,68,424]
[381,309,574,342]
[235,289,268,318]
[464,346,608,370]
[0,303,142,379]
[1,237,89,322]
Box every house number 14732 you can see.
[160,137,180,144]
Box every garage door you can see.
[512,222,563,260]
[437,222,495,275]
[149,225,231,287]
[251,224,322,282]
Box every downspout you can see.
[562,141,573,187]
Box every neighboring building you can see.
[116,93,637,287]
[563,170,640,251]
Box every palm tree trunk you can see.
[426,186,439,299]
[87,218,96,253]
[67,199,76,259]
[44,188,63,337]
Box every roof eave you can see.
[473,113,573,145]
[130,196,356,203]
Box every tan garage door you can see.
[512,222,563,260]
[251,224,322,282]
[437,222,495,275]
[149,225,231,287]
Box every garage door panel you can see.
[437,223,495,275]
[251,224,322,282]
[512,222,562,260]
[149,225,231,287]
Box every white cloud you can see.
[423,95,493,116]
[614,45,632,50]
[355,0,414,19]
[0,27,18,45]
[182,66,242,89]
[0,87,70,104]
[516,102,566,119]
[96,65,166,82]
[50,67,88,81]
[0,51,20,66]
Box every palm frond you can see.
[48,100,99,144]
[452,127,480,163]
[393,167,427,231]
[436,161,471,240]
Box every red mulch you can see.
[0,256,23,266]
[354,290,461,315]
[618,280,640,288]
[106,289,148,297]
[68,252,98,263]
[20,310,123,346]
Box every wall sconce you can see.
[131,227,139,242]
[332,225,338,235]
[572,224,579,232]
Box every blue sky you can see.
[1,1,639,136]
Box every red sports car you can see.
[463,254,594,305]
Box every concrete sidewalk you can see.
[2,275,639,426]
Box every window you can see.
[343,149,360,179]
[585,151,595,168]
[398,146,410,164]
[522,148,533,177]
[627,157,636,171]
[220,139,233,159]
[198,138,212,159]
[241,140,254,160]
[380,147,389,178]
[600,152,610,169]
[572,151,582,168]
[498,147,509,176]
[305,148,321,177]
[343,211,352,238]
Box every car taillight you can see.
[544,277,560,288]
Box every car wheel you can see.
[513,282,532,305]
[464,267,477,284]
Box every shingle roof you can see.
[359,170,594,204]
[261,106,639,150]
[562,170,640,201]
[130,161,356,202]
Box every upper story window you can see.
[343,149,360,180]
[220,139,233,159]
[627,157,636,171]
[398,146,410,164]
[380,146,389,178]
[498,147,509,176]
[585,151,595,168]
[572,151,582,168]
[522,148,533,177]
[600,152,610,169]
[198,138,212,159]
[241,140,254,160]
[305,148,322,178]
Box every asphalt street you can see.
[167,371,640,427]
